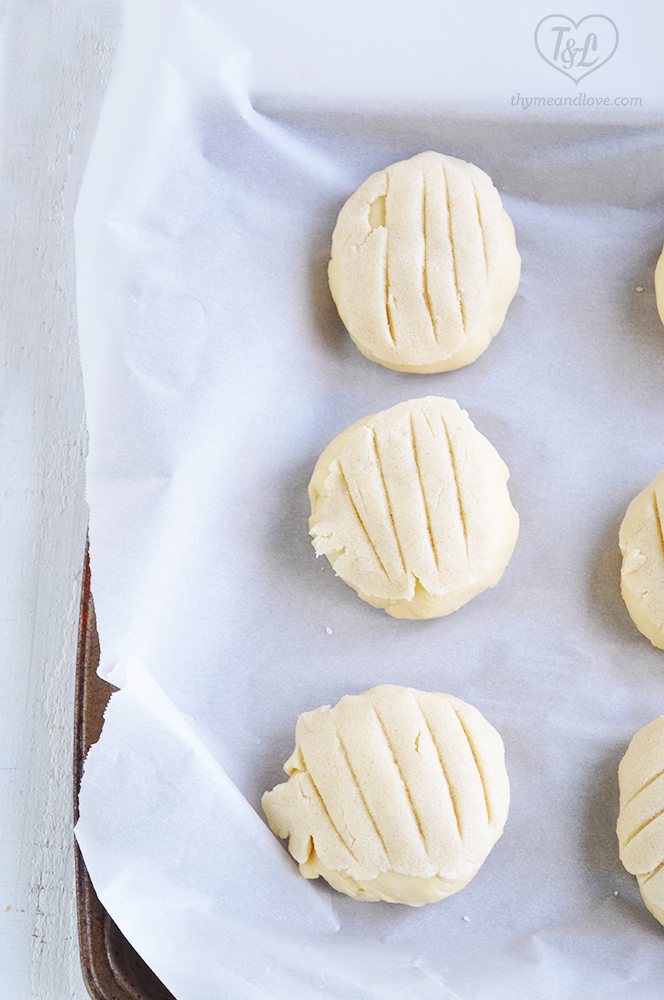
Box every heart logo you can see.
[535,15,619,84]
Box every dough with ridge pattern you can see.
[656,243,664,327]
[619,469,664,649]
[618,715,664,926]
[308,396,519,620]
[262,684,510,906]
[328,150,521,372]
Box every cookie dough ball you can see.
[618,716,664,926]
[328,151,521,373]
[656,244,664,327]
[619,470,664,649]
[262,685,510,906]
[309,396,519,620]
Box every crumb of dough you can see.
[308,396,519,620]
[328,150,521,373]
[617,715,664,927]
[262,684,510,906]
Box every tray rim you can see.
[74,544,176,1000]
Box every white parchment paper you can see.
[75,1,664,996]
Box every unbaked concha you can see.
[655,243,664,328]
[617,715,664,926]
[262,684,510,906]
[328,150,521,372]
[619,469,664,649]
[308,396,519,620]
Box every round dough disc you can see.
[619,469,664,649]
[262,684,510,906]
[328,150,521,373]
[308,396,519,620]
[656,243,664,328]
[618,716,664,926]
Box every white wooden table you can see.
[0,2,122,995]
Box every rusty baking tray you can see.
[74,548,176,1000]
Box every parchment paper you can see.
[75,1,664,996]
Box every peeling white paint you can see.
[0,2,122,996]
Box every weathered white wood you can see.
[0,2,122,996]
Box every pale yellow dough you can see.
[656,244,664,327]
[328,150,521,373]
[617,716,664,927]
[262,684,510,906]
[619,469,664,650]
[308,396,519,620]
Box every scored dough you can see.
[262,684,510,906]
[617,716,664,927]
[309,396,519,620]
[619,469,664,649]
[328,150,521,373]
[656,244,664,328]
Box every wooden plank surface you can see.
[0,2,123,995]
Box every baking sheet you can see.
[75,1,664,996]
[74,552,176,1000]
